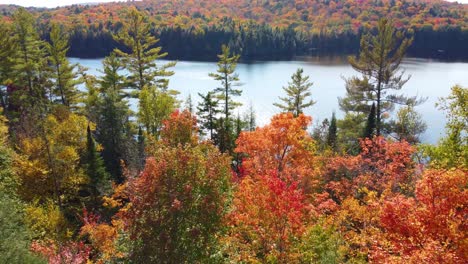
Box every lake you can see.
[70,57,468,144]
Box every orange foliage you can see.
[225,173,307,263]
[372,168,468,263]
[323,137,417,203]
[235,113,318,191]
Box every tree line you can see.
[0,7,466,263]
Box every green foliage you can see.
[124,143,232,263]
[10,8,49,108]
[0,113,46,263]
[0,22,14,111]
[337,113,367,155]
[421,85,467,168]
[113,7,175,91]
[389,104,427,144]
[138,85,179,137]
[274,68,315,117]
[96,53,136,183]
[346,18,418,136]
[197,91,220,140]
[363,102,376,139]
[327,112,338,151]
[84,125,111,209]
[46,23,82,108]
[209,44,242,153]
[0,196,46,264]
[297,224,345,264]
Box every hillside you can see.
[1,0,467,59]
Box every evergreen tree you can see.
[84,125,110,209]
[137,126,146,172]
[363,103,376,139]
[347,18,419,136]
[0,22,14,112]
[326,112,338,151]
[209,45,242,153]
[0,112,45,263]
[184,93,194,113]
[197,91,220,140]
[274,68,315,117]
[10,8,49,109]
[96,54,135,183]
[46,23,81,108]
[312,118,330,152]
[244,103,256,131]
[113,7,175,92]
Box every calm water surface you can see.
[70,57,468,144]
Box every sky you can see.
[0,0,467,8]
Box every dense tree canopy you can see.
[0,6,466,264]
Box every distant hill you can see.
[1,0,467,60]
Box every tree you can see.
[244,103,256,132]
[184,93,194,114]
[138,86,178,137]
[373,169,467,263]
[96,53,136,183]
[363,102,376,139]
[119,140,232,262]
[347,18,418,136]
[209,45,242,153]
[159,110,198,148]
[197,91,220,141]
[83,125,110,210]
[326,112,338,151]
[224,174,307,263]
[15,110,91,235]
[389,104,427,144]
[113,7,175,92]
[0,22,15,112]
[235,113,317,192]
[421,85,467,169]
[46,23,81,108]
[274,68,315,117]
[0,111,46,263]
[10,8,49,108]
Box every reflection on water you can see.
[70,57,468,144]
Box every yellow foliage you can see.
[25,200,71,241]
[15,112,93,203]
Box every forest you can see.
[0,5,467,264]
[0,0,467,60]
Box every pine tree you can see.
[10,8,49,108]
[209,45,242,153]
[363,103,376,139]
[347,18,420,136]
[113,7,175,92]
[0,22,14,112]
[184,93,194,113]
[244,103,256,131]
[197,91,220,140]
[96,53,135,183]
[274,68,315,117]
[137,126,146,171]
[327,112,338,151]
[46,23,81,108]
[84,125,110,209]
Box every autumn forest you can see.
[0,1,467,264]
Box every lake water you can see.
[70,57,468,144]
